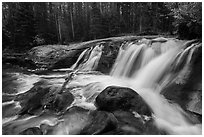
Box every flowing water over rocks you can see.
[2,36,202,135]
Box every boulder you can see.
[40,107,90,135]
[19,127,43,135]
[17,86,50,115]
[110,110,145,135]
[162,44,202,115]
[95,86,152,116]
[43,90,74,113]
[48,50,82,69]
[102,110,165,135]
[14,77,74,115]
[28,45,84,69]
[96,42,120,74]
[80,110,118,134]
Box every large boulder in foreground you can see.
[95,86,152,116]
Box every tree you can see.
[166,2,202,39]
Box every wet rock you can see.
[65,106,89,113]
[40,107,90,135]
[49,53,80,69]
[17,86,50,115]
[102,110,165,135]
[3,72,22,95]
[2,94,15,103]
[28,44,88,69]
[44,90,74,113]
[144,119,167,135]
[19,127,43,135]
[80,110,118,135]
[40,124,54,135]
[96,42,120,74]
[162,44,202,114]
[183,46,202,114]
[2,102,21,118]
[61,107,91,134]
[95,86,152,116]
[186,91,202,115]
[185,110,202,124]
[111,110,145,134]
[14,76,74,115]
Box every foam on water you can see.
[13,73,40,95]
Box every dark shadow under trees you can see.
[2,2,202,52]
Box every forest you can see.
[2,2,202,52]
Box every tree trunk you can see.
[58,5,62,44]
[139,4,143,33]
[58,18,62,44]
[132,3,135,33]
[152,3,157,32]
[70,3,75,40]
[55,14,59,42]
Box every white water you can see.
[6,73,40,95]
[73,45,103,71]
[71,48,90,69]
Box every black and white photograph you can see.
[2,1,202,135]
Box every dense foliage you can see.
[2,2,202,51]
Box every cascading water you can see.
[2,37,202,135]
[71,48,90,69]
[111,43,145,77]
[72,44,103,71]
[110,39,201,134]
[68,38,202,134]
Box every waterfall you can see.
[110,43,145,77]
[71,48,90,69]
[71,45,103,71]
[109,39,201,134]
